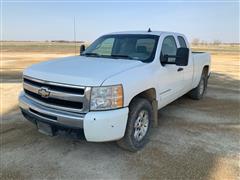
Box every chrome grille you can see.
[23,76,91,113]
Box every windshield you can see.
[82,34,159,62]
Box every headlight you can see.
[90,85,123,110]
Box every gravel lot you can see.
[1,43,239,179]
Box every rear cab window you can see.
[177,36,187,48]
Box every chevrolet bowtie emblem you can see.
[38,87,50,98]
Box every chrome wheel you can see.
[134,110,149,141]
[199,78,205,95]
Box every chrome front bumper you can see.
[19,92,85,128]
[19,91,129,142]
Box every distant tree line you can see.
[191,38,239,46]
[45,40,85,43]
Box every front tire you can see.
[117,98,153,152]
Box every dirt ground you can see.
[1,42,240,179]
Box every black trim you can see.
[24,89,83,109]
[29,108,57,121]
[20,109,83,130]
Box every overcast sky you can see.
[1,1,239,43]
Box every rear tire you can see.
[117,98,153,152]
[188,70,208,100]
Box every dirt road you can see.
[1,43,239,179]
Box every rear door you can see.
[177,35,193,91]
[158,35,185,103]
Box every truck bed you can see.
[191,52,211,88]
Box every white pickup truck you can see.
[19,31,211,151]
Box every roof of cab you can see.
[110,31,173,36]
[108,30,178,36]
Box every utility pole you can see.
[74,16,76,55]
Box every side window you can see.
[92,38,114,55]
[160,36,177,63]
[177,36,187,48]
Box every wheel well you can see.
[129,88,158,128]
[131,88,156,104]
[203,65,209,76]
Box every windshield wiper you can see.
[82,52,100,57]
[110,54,133,59]
[82,53,137,60]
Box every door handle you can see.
[177,68,184,72]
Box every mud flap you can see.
[152,99,158,128]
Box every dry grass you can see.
[191,44,239,79]
[1,42,239,83]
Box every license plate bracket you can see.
[37,121,54,136]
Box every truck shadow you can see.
[2,110,236,179]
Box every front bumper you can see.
[19,92,129,142]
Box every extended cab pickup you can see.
[19,31,211,151]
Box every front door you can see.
[158,35,185,105]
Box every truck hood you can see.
[24,56,144,86]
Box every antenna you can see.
[74,16,76,55]
[148,28,152,32]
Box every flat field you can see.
[1,42,239,179]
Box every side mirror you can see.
[175,48,189,66]
[80,44,85,55]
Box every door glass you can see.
[161,36,177,63]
